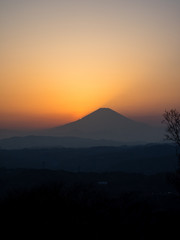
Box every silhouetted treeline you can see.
[0,144,177,174]
[0,168,175,199]
[0,177,180,239]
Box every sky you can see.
[1,0,180,129]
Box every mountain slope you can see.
[43,108,163,143]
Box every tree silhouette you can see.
[162,109,180,192]
[162,109,180,149]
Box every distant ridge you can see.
[0,136,122,149]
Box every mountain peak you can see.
[97,107,115,112]
[98,107,112,111]
[82,107,126,120]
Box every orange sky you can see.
[1,0,180,129]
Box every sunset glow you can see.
[1,0,180,129]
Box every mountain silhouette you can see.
[43,108,163,143]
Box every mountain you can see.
[0,108,163,147]
[42,108,163,143]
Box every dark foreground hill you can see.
[0,168,175,198]
[0,168,180,238]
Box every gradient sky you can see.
[1,0,180,129]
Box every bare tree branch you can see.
[162,109,180,148]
